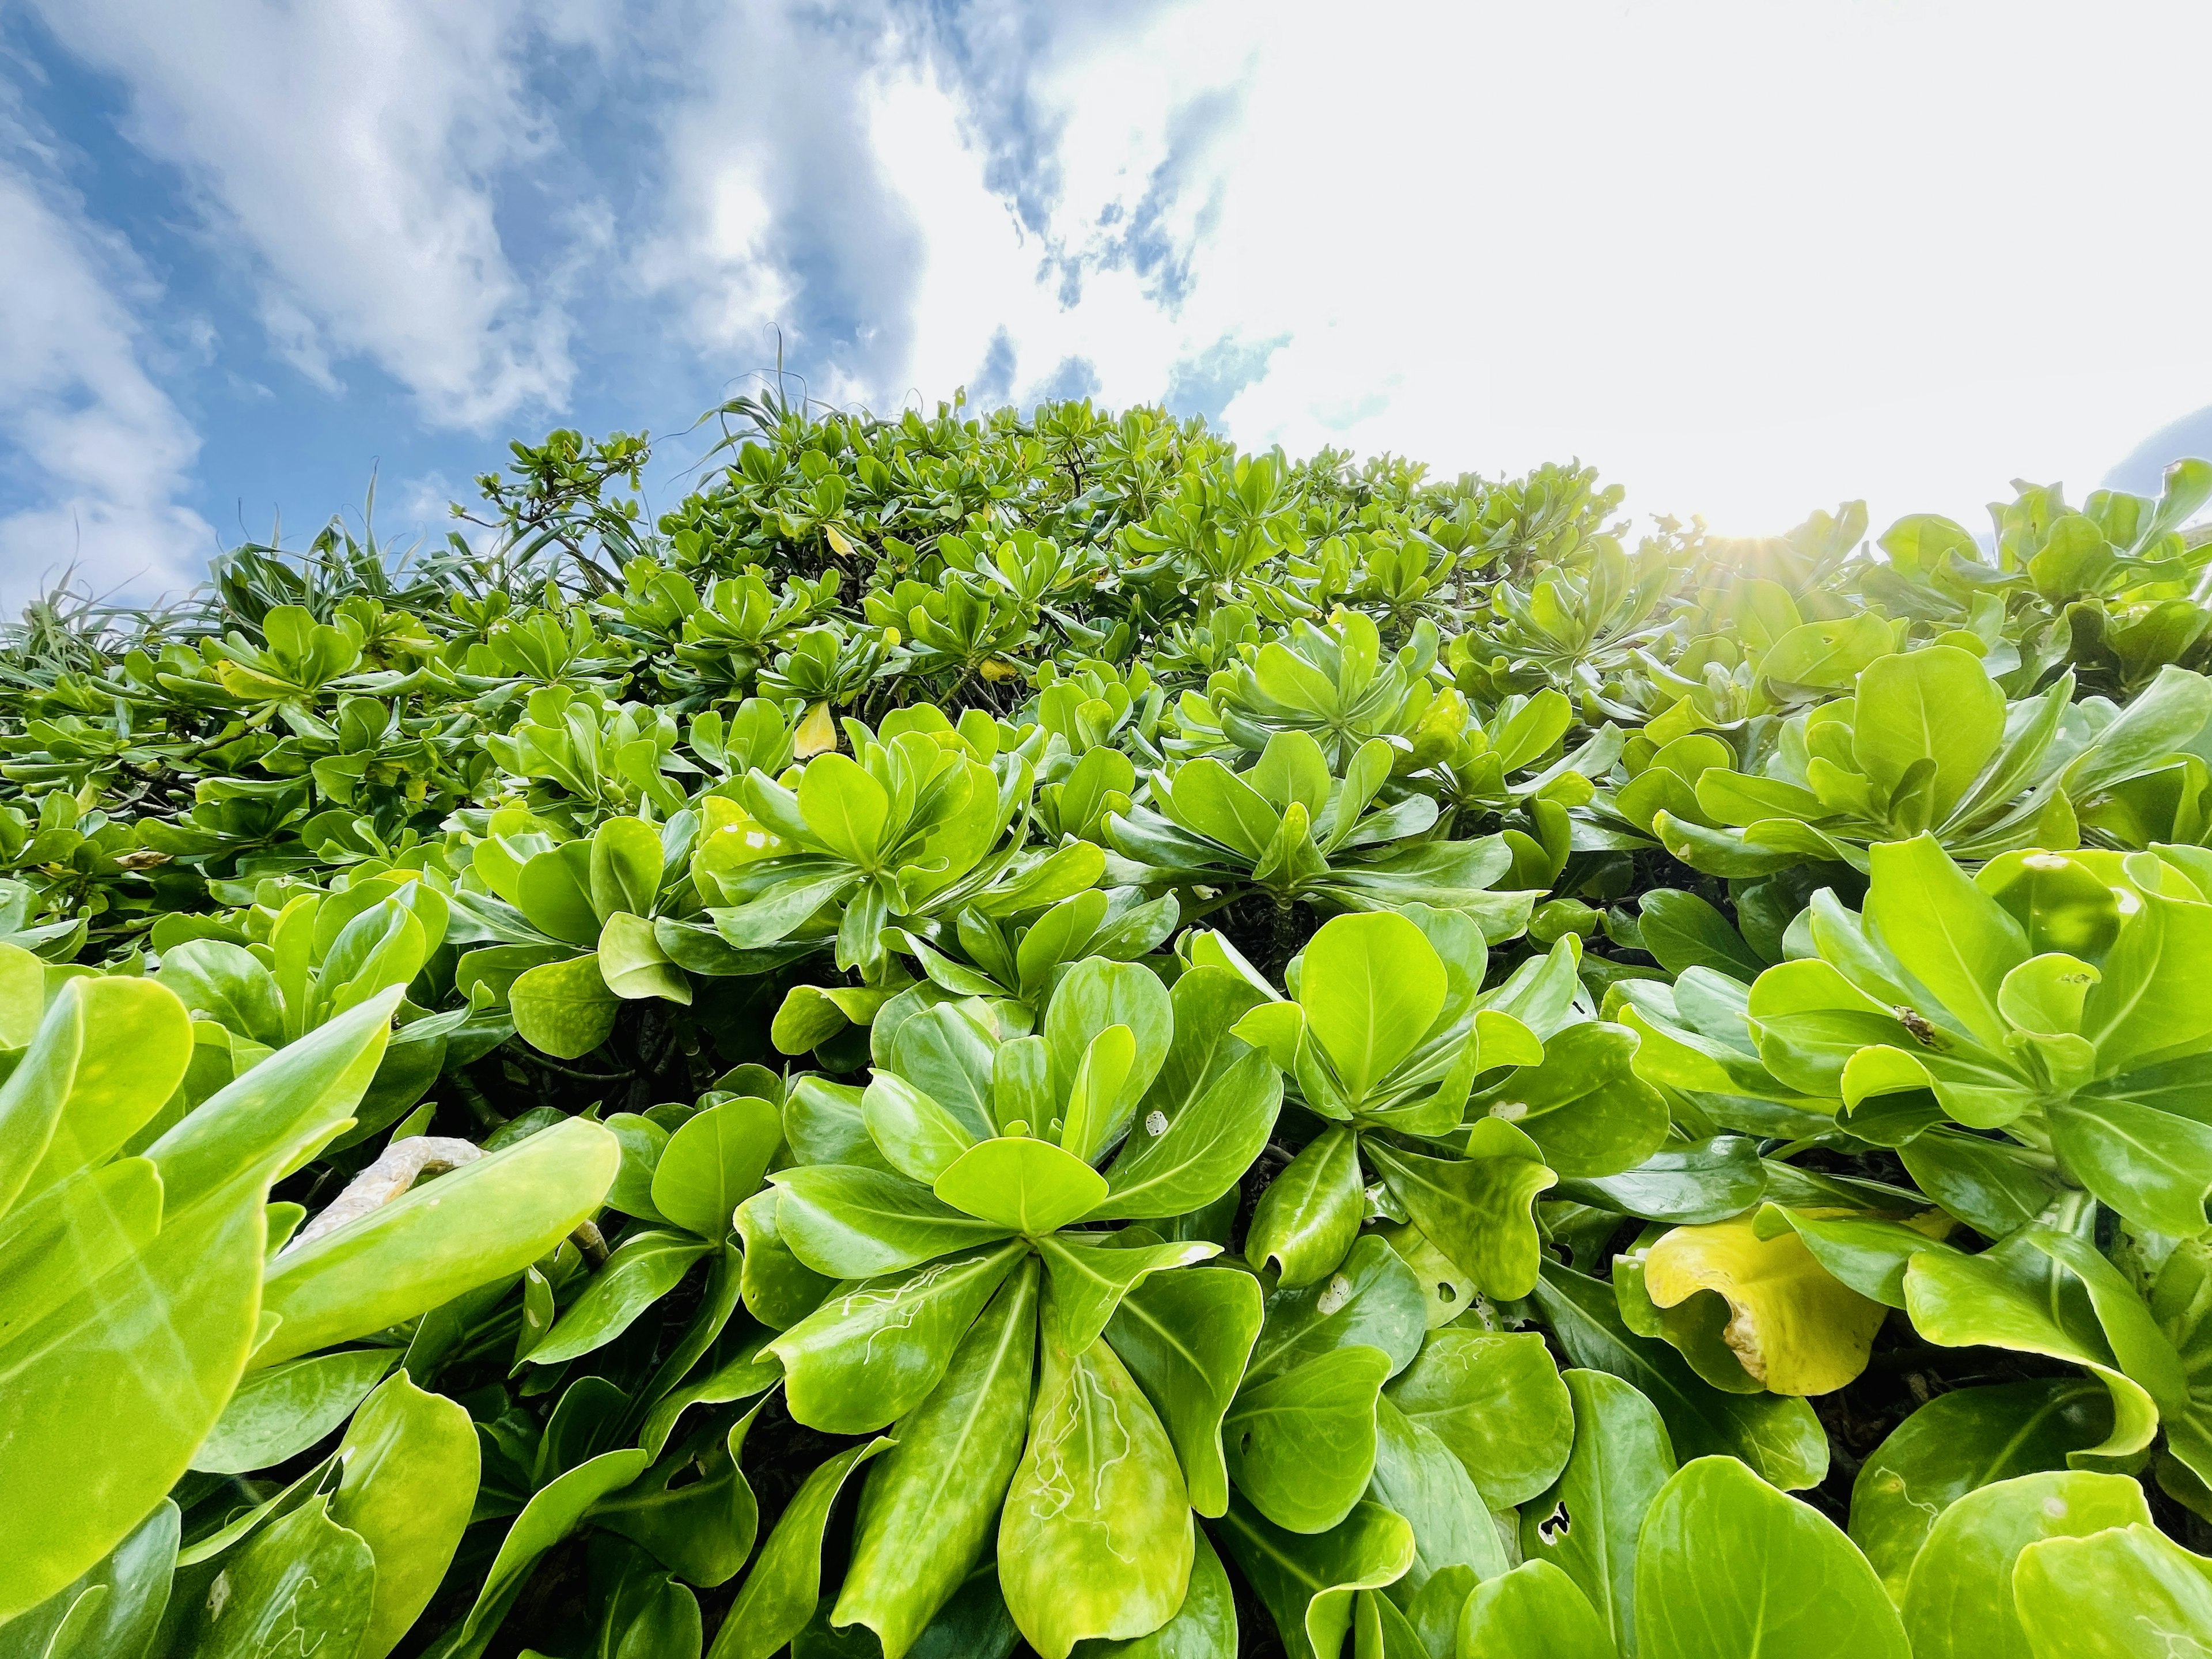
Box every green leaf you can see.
[768,1241,1028,1433]
[1520,1369,1676,1651]
[1247,1126,1363,1287]
[435,1448,652,1658]
[1384,1330,1571,1509]
[331,1370,481,1659]
[1045,959,1175,1158]
[1457,1560,1615,1659]
[510,953,619,1059]
[259,1116,620,1366]
[1037,1233,1217,1351]
[1367,1127,1556,1300]
[2013,1523,2212,1657]
[1226,1343,1392,1534]
[1635,1456,1907,1658]
[1071,1529,1237,1658]
[165,1495,374,1659]
[1533,1263,1830,1491]
[1366,1395,1508,1596]
[652,1095,780,1238]
[1096,1048,1280,1221]
[773,1164,1016,1277]
[864,1073,981,1184]
[1863,835,2026,1056]
[1638,890,1766,980]
[1848,1380,2114,1603]
[1107,1264,1266,1518]
[593,1404,764,1588]
[591,816,666,921]
[529,1228,711,1368]
[798,751,892,865]
[999,1329,1194,1659]
[1215,1496,1414,1659]
[0,1499,176,1659]
[1471,1021,1668,1179]
[599,911,693,1003]
[191,1346,397,1474]
[1901,1471,2152,1659]
[1297,913,1446,1102]
[732,1190,835,1329]
[1248,1233,1427,1386]
[935,1135,1109,1234]
[1852,646,2006,824]
[836,1262,1039,1658]
[12,976,193,1201]
[709,1437,893,1659]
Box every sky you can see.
[5,0,2212,608]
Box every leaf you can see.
[529,1228,711,1368]
[708,1438,892,1659]
[599,912,693,1004]
[1037,1233,1217,1351]
[1638,891,1766,980]
[1533,1263,1830,1491]
[517,842,601,944]
[259,1116,619,1366]
[1852,646,2006,824]
[1862,835,2027,1056]
[438,1448,652,1658]
[1900,1471,2152,1659]
[1367,1127,1556,1300]
[593,1404,764,1588]
[935,1135,1109,1234]
[836,1262,1039,1658]
[591,816,666,920]
[999,1330,1194,1659]
[1848,1379,2114,1603]
[1520,1369,1676,1652]
[1457,1560,1616,1659]
[191,1346,397,1474]
[1107,1264,1266,1518]
[510,953,619,1059]
[773,1164,1016,1278]
[732,1190,836,1330]
[0,1499,176,1659]
[1635,1456,1908,1658]
[165,1495,374,1659]
[1366,1395,1508,1596]
[331,1370,480,1659]
[1071,1529,1237,1658]
[1297,913,1447,1102]
[1641,1215,1889,1395]
[1096,1048,1281,1221]
[1247,1126,1363,1287]
[768,1241,1028,1433]
[1383,1330,1572,1509]
[1226,1344,1392,1533]
[1248,1233,1428,1386]
[1215,1496,1415,1659]
[653,1095,781,1238]
[1045,959,1175,1153]
[12,976,194,1200]
[2013,1523,2212,1657]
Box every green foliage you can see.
[9,389,2212,1656]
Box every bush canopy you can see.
[5,389,2212,1657]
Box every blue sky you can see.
[5,0,2212,607]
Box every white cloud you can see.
[793,0,2212,536]
[0,164,211,608]
[33,0,582,430]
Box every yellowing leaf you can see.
[1643,1217,1887,1395]
[794,700,838,757]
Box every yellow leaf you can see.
[979,658,1019,683]
[1643,1217,1886,1395]
[794,701,838,756]
[824,524,856,558]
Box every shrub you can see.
[3,398,2212,1656]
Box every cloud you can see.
[31,0,584,431]
[0,160,211,608]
